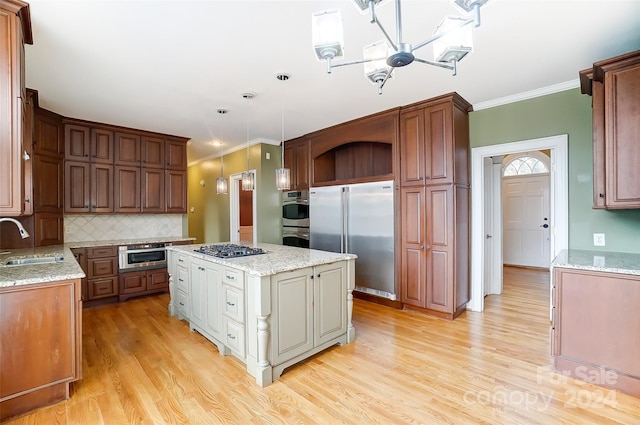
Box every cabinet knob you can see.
[179,302,184,306]
[25,198,30,203]
[317,274,320,278]
[226,301,235,306]
[310,275,314,279]
[227,334,236,340]
[425,245,431,250]
[599,193,604,198]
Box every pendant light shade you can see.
[242,92,255,191]
[275,73,291,191]
[216,109,228,195]
[241,171,255,191]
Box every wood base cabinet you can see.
[553,267,640,398]
[0,279,82,421]
[400,185,469,319]
[118,268,168,302]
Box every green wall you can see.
[187,144,282,244]
[470,88,640,253]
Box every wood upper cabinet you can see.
[0,0,31,217]
[33,212,64,247]
[65,161,113,213]
[64,123,90,160]
[141,135,165,168]
[33,109,64,157]
[283,137,309,190]
[114,132,141,166]
[141,167,165,213]
[166,138,187,170]
[33,153,63,212]
[90,128,114,163]
[581,49,640,209]
[114,165,141,212]
[91,163,114,213]
[166,169,187,213]
[399,93,470,186]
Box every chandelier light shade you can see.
[275,73,291,191]
[432,16,473,63]
[312,0,490,94]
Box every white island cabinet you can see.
[166,243,357,387]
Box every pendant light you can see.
[275,73,291,191]
[241,92,255,191]
[216,108,229,194]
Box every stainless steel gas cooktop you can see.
[194,244,265,258]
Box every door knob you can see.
[486,234,492,239]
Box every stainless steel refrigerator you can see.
[309,181,396,300]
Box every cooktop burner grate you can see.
[194,244,265,258]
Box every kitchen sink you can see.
[2,256,64,266]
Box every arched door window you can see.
[503,152,550,176]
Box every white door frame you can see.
[468,134,568,313]
[229,171,258,243]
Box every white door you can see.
[483,157,493,296]
[502,174,550,268]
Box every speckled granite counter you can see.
[167,242,357,276]
[0,245,85,288]
[552,249,640,276]
[66,236,195,248]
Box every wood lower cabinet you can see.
[118,268,168,302]
[580,49,640,209]
[553,267,640,397]
[400,184,469,319]
[0,278,82,421]
[85,246,119,305]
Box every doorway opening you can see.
[469,135,569,314]
[229,172,257,243]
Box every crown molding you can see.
[472,79,580,111]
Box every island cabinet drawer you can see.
[224,317,245,356]
[223,267,243,289]
[176,266,189,293]
[223,285,244,323]
[176,253,189,267]
[177,290,189,318]
[86,246,118,258]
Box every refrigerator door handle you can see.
[342,187,349,253]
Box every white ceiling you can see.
[25,0,640,165]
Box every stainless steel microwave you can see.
[282,190,309,227]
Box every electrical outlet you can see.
[593,233,606,246]
[265,152,271,160]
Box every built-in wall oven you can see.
[282,190,310,248]
[118,242,171,272]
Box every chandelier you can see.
[312,0,489,94]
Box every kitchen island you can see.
[551,249,640,398]
[167,243,357,387]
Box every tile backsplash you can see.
[64,214,184,242]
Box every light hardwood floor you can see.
[4,267,640,424]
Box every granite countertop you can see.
[66,236,196,249]
[552,249,640,276]
[0,245,85,288]
[168,242,357,277]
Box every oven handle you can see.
[119,246,168,254]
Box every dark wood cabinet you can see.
[63,119,188,214]
[114,132,141,166]
[33,154,63,212]
[0,0,31,217]
[166,138,187,170]
[64,123,90,160]
[119,268,168,302]
[580,49,640,209]
[283,137,310,190]
[400,94,470,186]
[141,136,165,168]
[398,93,470,320]
[114,166,141,212]
[33,109,64,158]
[71,247,88,301]
[142,167,165,213]
[83,246,119,304]
[166,170,187,213]
[33,212,64,246]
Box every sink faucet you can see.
[0,218,30,239]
